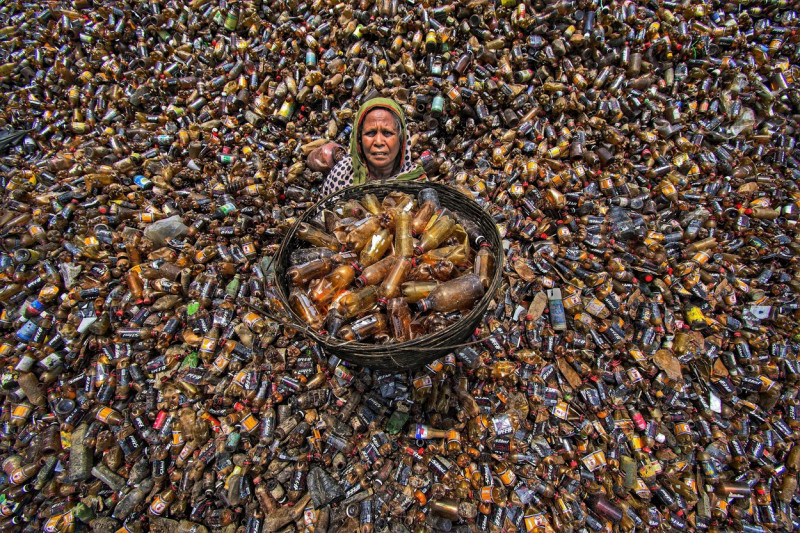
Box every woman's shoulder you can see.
[322,156,354,196]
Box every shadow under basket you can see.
[273,181,503,370]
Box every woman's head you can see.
[359,106,402,179]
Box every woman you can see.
[321,97,424,196]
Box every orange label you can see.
[497,466,516,486]
[200,338,216,353]
[9,468,27,484]
[211,354,229,373]
[552,401,569,420]
[240,413,259,432]
[96,407,114,422]
[413,376,432,390]
[150,496,168,515]
[171,430,185,446]
[480,486,497,503]
[242,312,261,328]
[11,404,31,420]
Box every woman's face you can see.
[360,108,401,177]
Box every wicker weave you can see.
[274,181,503,370]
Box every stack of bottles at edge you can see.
[0,0,799,532]
[286,187,491,343]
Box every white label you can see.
[748,306,772,320]
[77,316,97,334]
[709,391,722,414]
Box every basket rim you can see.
[273,180,504,356]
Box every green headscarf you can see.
[350,97,426,186]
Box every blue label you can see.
[26,299,45,316]
[15,321,38,342]
[548,299,566,329]
[133,175,152,189]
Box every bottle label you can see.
[413,424,432,439]
[412,376,432,391]
[171,430,184,447]
[14,354,35,372]
[242,312,262,328]
[11,404,32,424]
[661,182,677,197]
[240,413,259,433]
[425,359,444,375]
[581,450,606,472]
[629,347,646,363]
[44,513,69,532]
[212,353,230,373]
[584,298,606,317]
[231,370,248,388]
[218,202,236,215]
[524,511,549,531]
[277,100,295,119]
[627,367,643,383]
[497,465,516,486]
[96,407,114,423]
[117,328,143,340]
[552,401,569,420]
[9,467,28,484]
[26,299,45,316]
[150,496,168,515]
[15,320,38,342]
[431,95,444,114]
[133,175,152,189]
[480,486,497,503]
[492,414,513,436]
[715,499,728,515]
[547,288,568,329]
[333,364,353,383]
[200,337,217,354]
[178,443,194,462]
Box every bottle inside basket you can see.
[338,313,388,342]
[415,274,485,313]
[387,297,413,342]
[289,288,324,330]
[415,215,456,255]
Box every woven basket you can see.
[273,181,502,370]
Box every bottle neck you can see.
[416,299,431,313]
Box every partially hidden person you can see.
[321,97,425,196]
